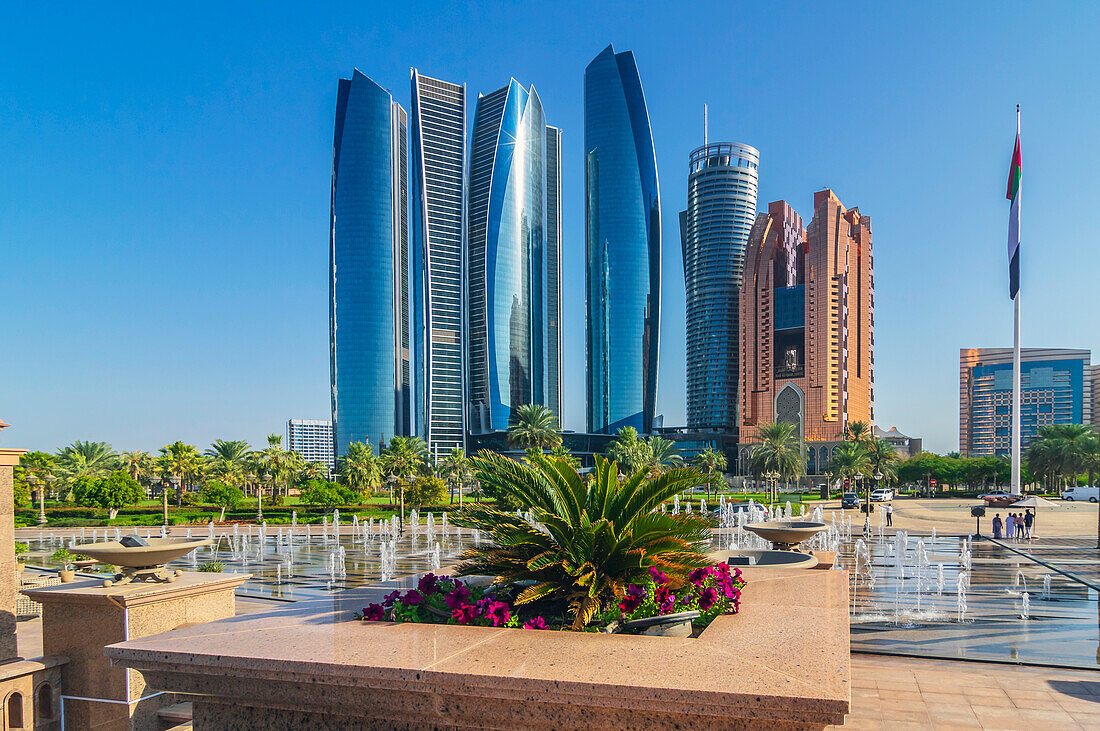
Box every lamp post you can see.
[44,474,55,525]
[28,474,46,526]
[167,475,180,528]
[765,471,779,506]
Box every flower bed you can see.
[360,562,745,634]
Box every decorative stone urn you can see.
[708,549,819,568]
[743,521,828,551]
[621,610,700,637]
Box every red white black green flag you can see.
[1006,114,1022,299]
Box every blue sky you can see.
[2,2,1098,455]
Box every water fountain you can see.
[1020,592,1031,620]
[1043,574,1052,599]
[744,521,829,551]
[426,513,435,534]
[291,511,297,528]
[430,542,441,572]
[936,564,945,595]
[956,571,968,622]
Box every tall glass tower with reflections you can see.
[411,70,467,453]
[680,141,759,433]
[584,44,661,434]
[329,70,409,458]
[466,80,562,433]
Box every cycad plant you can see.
[453,453,714,630]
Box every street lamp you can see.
[765,471,780,505]
[27,474,46,526]
[44,474,56,525]
[167,475,180,528]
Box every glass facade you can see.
[411,70,467,454]
[329,70,409,457]
[962,349,1092,457]
[467,81,561,433]
[680,142,759,432]
[584,44,661,434]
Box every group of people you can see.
[992,509,1034,540]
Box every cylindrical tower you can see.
[681,142,759,432]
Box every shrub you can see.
[454,453,714,630]
[404,476,447,508]
[51,548,76,567]
[198,561,224,573]
[200,481,245,521]
[14,542,28,555]
[72,471,144,519]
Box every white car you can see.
[869,489,893,502]
[1062,486,1099,503]
[978,489,1011,500]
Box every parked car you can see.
[978,489,1011,500]
[840,492,860,509]
[870,489,893,502]
[1062,486,1100,503]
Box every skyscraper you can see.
[960,348,1093,457]
[680,140,759,433]
[411,70,467,454]
[584,44,661,434]
[287,419,335,473]
[329,70,409,457]
[738,190,874,475]
[466,80,562,433]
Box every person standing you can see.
[1005,513,1015,541]
[1017,512,1026,539]
[992,513,1003,539]
[1024,509,1034,539]
[885,502,894,527]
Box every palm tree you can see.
[454,453,714,630]
[866,438,901,485]
[844,420,873,444]
[338,441,382,492]
[156,441,203,505]
[119,450,154,485]
[438,448,473,503]
[381,436,429,507]
[749,422,806,503]
[506,404,562,450]
[647,437,684,474]
[56,441,119,482]
[204,440,251,490]
[829,441,872,510]
[691,447,727,502]
[548,445,581,471]
[606,427,654,475]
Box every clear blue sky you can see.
[3,2,1098,455]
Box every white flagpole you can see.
[1011,106,1022,496]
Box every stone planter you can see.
[621,610,700,637]
[58,569,75,583]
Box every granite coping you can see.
[21,572,250,608]
[0,654,67,681]
[106,567,850,727]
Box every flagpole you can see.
[1011,105,1022,496]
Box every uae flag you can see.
[1006,124,1022,299]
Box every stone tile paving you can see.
[833,653,1100,730]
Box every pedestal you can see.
[0,448,27,663]
[22,572,248,730]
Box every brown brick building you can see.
[736,190,874,475]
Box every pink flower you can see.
[362,603,385,621]
[418,573,438,594]
[698,587,719,611]
[381,590,401,608]
[523,616,547,630]
[444,581,472,609]
[484,601,511,627]
[648,566,668,585]
[689,566,712,585]
[655,586,676,614]
[402,589,424,605]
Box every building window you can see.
[36,684,53,722]
[6,692,23,728]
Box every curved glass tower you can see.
[680,142,759,432]
[329,70,409,457]
[584,44,661,434]
[467,80,561,433]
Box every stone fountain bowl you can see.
[743,521,828,551]
[73,538,212,568]
[708,549,819,569]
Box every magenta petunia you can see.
[402,589,424,605]
[523,616,547,630]
[362,603,385,621]
[485,601,511,627]
[648,566,668,585]
[689,566,712,585]
[444,582,472,609]
[655,585,676,614]
[381,590,402,608]
[418,573,438,594]
[698,587,719,611]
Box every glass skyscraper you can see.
[680,142,759,432]
[584,44,661,434]
[329,70,409,457]
[411,70,467,454]
[466,80,562,433]
[960,348,1093,457]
